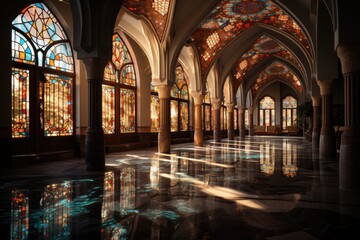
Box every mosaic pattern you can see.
[45,42,74,73]
[11,30,35,64]
[112,34,132,72]
[123,0,172,40]
[43,73,73,136]
[102,85,115,134]
[120,88,136,133]
[12,3,66,50]
[191,0,309,75]
[232,35,300,91]
[11,190,29,240]
[11,68,30,138]
[150,95,160,132]
[251,61,302,96]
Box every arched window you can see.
[282,96,297,129]
[150,82,160,132]
[234,107,238,130]
[102,34,136,136]
[259,96,275,126]
[203,90,212,131]
[170,65,189,132]
[11,3,75,152]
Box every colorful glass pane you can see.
[43,73,73,136]
[171,84,179,98]
[259,96,275,109]
[244,109,248,129]
[150,95,160,132]
[180,102,189,131]
[103,63,117,82]
[120,64,136,86]
[102,171,115,222]
[191,0,310,75]
[175,65,188,89]
[45,42,74,73]
[120,88,136,133]
[112,34,131,70]
[40,181,71,239]
[282,96,297,108]
[12,68,30,138]
[204,105,211,131]
[11,30,35,64]
[11,190,29,240]
[170,100,178,132]
[102,85,115,134]
[12,3,66,51]
[180,86,188,100]
[204,92,211,104]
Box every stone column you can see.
[212,98,221,142]
[226,103,235,140]
[83,58,107,170]
[337,44,360,190]
[317,79,336,159]
[157,85,171,153]
[248,107,254,136]
[311,96,321,148]
[193,93,203,146]
[239,107,246,139]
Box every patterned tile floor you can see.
[1,136,360,239]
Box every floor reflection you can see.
[1,136,360,239]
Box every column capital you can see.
[317,79,336,95]
[225,103,235,112]
[337,43,360,74]
[211,98,221,110]
[239,106,245,113]
[191,91,203,105]
[156,85,171,98]
[311,96,321,107]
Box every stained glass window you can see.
[203,91,211,131]
[11,3,74,141]
[103,33,137,135]
[45,42,74,72]
[102,85,115,134]
[170,64,189,132]
[282,96,297,129]
[11,68,30,138]
[259,96,275,126]
[120,89,136,133]
[11,190,29,240]
[234,108,238,130]
[150,95,160,132]
[171,100,179,132]
[244,109,248,129]
[43,73,73,136]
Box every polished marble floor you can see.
[1,136,360,239]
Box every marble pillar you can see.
[212,99,221,142]
[317,79,336,159]
[157,85,171,153]
[226,103,235,140]
[83,58,107,171]
[248,107,254,136]
[337,44,360,191]
[193,94,203,147]
[311,96,321,148]
[239,107,246,139]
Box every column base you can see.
[213,129,221,142]
[340,143,360,191]
[85,128,105,171]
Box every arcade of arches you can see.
[0,0,360,238]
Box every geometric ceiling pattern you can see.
[191,0,309,75]
[251,61,302,96]
[123,0,171,40]
[232,34,301,91]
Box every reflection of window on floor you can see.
[282,142,298,177]
[102,171,115,222]
[120,168,135,215]
[11,190,29,240]
[40,181,72,239]
[151,158,160,191]
[260,143,275,175]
